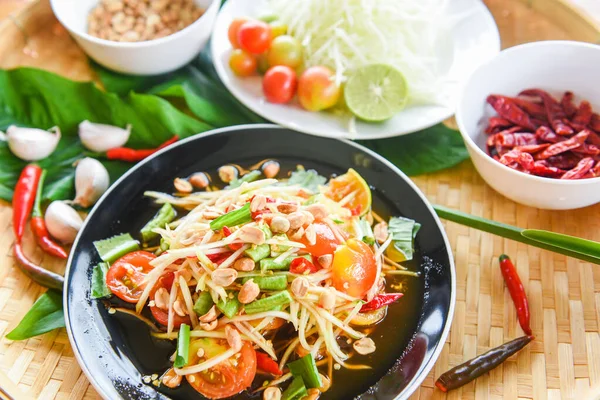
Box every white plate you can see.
[211,0,500,139]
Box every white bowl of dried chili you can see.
[456,40,600,210]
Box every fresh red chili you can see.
[289,257,318,274]
[13,243,64,290]
[520,89,574,135]
[30,170,68,259]
[255,351,283,375]
[13,164,42,241]
[222,226,243,251]
[360,293,403,313]
[486,95,537,131]
[106,136,179,162]
[499,254,532,335]
[435,335,534,392]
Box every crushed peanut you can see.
[88,0,204,42]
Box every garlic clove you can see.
[45,201,84,244]
[2,126,61,161]
[78,120,131,152]
[73,157,110,208]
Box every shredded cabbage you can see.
[268,0,453,106]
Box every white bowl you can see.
[50,0,221,75]
[456,41,600,210]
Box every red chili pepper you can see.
[486,95,537,131]
[519,89,574,135]
[496,131,537,147]
[560,91,577,118]
[546,153,583,170]
[222,226,243,251]
[572,143,600,156]
[529,162,565,178]
[207,252,233,265]
[513,143,550,154]
[570,101,593,131]
[360,293,403,313]
[498,150,535,171]
[535,126,564,143]
[13,243,64,290]
[350,205,362,216]
[512,97,547,120]
[255,351,283,375]
[30,170,68,259]
[535,130,589,160]
[289,257,318,274]
[13,164,42,241]
[106,136,179,162]
[484,117,513,134]
[498,254,532,335]
[561,157,595,180]
[590,113,600,132]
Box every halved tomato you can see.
[106,251,156,303]
[149,271,191,328]
[297,222,342,257]
[187,339,257,399]
[331,239,377,298]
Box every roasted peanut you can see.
[161,368,182,388]
[238,279,260,304]
[233,257,255,272]
[291,277,309,298]
[211,268,238,286]
[270,215,290,233]
[353,337,376,355]
[174,178,192,193]
[189,172,209,189]
[373,221,388,244]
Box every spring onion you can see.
[174,323,190,368]
[245,291,292,314]
[287,354,322,389]
[210,203,252,230]
[93,233,140,264]
[140,203,176,242]
[91,263,111,299]
[282,376,308,400]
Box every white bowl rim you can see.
[49,0,221,49]
[456,40,600,186]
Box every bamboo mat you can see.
[0,0,599,399]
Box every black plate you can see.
[64,125,455,400]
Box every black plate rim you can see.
[63,123,456,400]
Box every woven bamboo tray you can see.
[0,0,599,399]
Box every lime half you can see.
[344,64,408,122]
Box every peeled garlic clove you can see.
[78,120,131,152]
[45,201,83,244]
[1,126,61,161]
[73,157,110,208]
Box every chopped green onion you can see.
[91,263,111,299]
[244,244,271,262]
[140,203,176,242]
[244,291,292,314]
[243,275,288,291]
[193,291,214,316]
[281,376,308,400]
[210,203,252,231]
[260,254,311,272]
[228,170,262,189]
[287,354,322,389]
[388,216,420,261]
[173,323,190,368]
[94,233,140,264]
[217,293,241,318]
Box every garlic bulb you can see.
[78,120,131,152]
[73,157,110,208]
[0,126,61,161]
[45,201,83,244]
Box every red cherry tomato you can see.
[187,340,256,399]
[262,66,297,104]
[237,20,272,54]
[106,251,156,303]
[298,66,341,111]
[228,17,251,48]
[331,239,377,298]
[297,222,341,257]
[229,49,257,77]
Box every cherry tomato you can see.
[228,17,251,48]
[298,66,341,111]
[267,35,303,68]
[149,271,191,327]
[262,66,297,104]
[297,222,341,257]
[237,20,272,54]
[229,49,257,77]
[331,239,377,298]
[187,339,256,399]
[106,251,156,303]
[289,257,318,274]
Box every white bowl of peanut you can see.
[50,0,221,75]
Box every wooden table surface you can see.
[0,1,599,399]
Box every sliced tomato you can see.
[149,271,191,328]
[289,257,318,274]
[187,339,257,399]
[222,226,243,251]
[297,222,342,257]
[331,239,377,298]
[207,252,234,265]
[255,351,283,375]
[106,251,156,303]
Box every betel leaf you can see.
[388,216,421,261]
[5,290,65,340]
[91,263,111,299]
[359,123,469,176]
[286,169,327,193]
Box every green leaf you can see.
[91,263,111,299]
[359,123,469,176]
[286,169,327,193]
[6,290,65,340]
[388,216,420,261]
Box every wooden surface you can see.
[0,0,599,399]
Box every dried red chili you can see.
[499,150,534,171]
[520,89,574,135]
[571,101,592,131]
[486,95,537,131]
[106,136,179,162]
[561,157,595,180]
[535,130,588,160]
[499,254,532,335]
[560,91,577,118]
[484,117,513,134]
[360,293,403,312]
